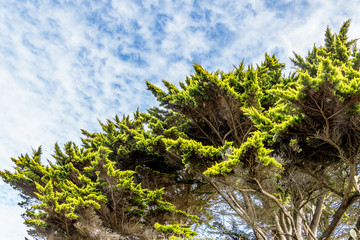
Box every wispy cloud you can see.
[0,0,359,238]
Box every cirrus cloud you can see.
[0,0,359,238]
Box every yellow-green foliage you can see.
[154,222,197,238]
[204,131,282,176]
[3,20,360,240]
[1,118,199,238]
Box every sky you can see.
[0,0,360,239]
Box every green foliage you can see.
[3,20,360,240]
[1,115,201,239]
[154,222,197,238]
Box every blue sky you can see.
[1,0,360,238]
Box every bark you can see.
[252,177,302,239]
[294,210,303,239]
[274,212,287,240]
[241,191,256,220]
[279,211,291,237]
[309,193,326,238]
[228,191,266,240]
[320,194,360,240]
[206,179,267,239]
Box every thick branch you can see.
[293,207,317,240]
[309,193,326,237]
[251,177,301,240]
[241,190,256,219]
[274,212,288,240]
[206,178,267,239]
[227,191,267,240]
[320,194,360,240]
[279,211,292,237]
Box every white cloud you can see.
[0,184,29,240]
[1,0,360,238]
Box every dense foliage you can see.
[2,21,360,239]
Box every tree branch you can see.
[320,194,360,240]
[310,193,326,237]
[251,177,301,239]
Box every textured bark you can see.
[320,195,360,240]
[309,193,326,238]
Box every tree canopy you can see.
[2,20,360,240]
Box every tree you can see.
[145,20,360,239]
[0,113,207,239]
[2,20,360,239]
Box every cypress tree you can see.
[2,20,360,239]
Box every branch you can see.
[206,179,246,219]
[273,212,288,240]
[251,177,300,239]
[241,190,256,219]
[310,193,326,237]
[189,106,225,144]
[227,190,268,239]
[106,177,118,227]
[297,209,317,240]
[314,133,345,161]
[328,98,357,120]
[320,194,360,240]
[206,178,267,239]
[218,91,242,144]
[310,94,330,137]
[279,210,292,237]
[296,166,343,197]
[188,114,218,146]
[343,162,357,203]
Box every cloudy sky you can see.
[1,0,360,238]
